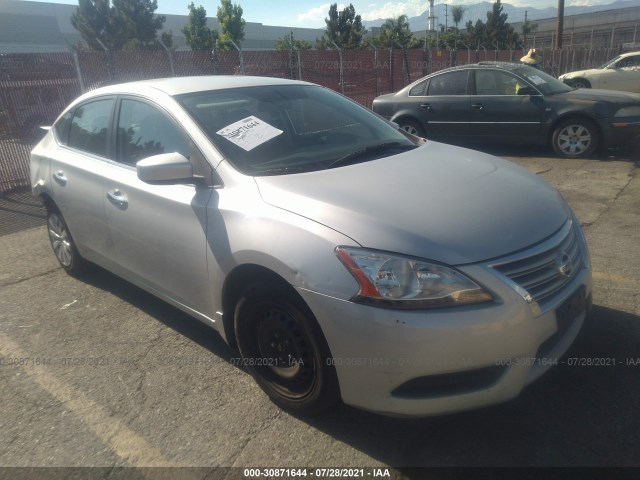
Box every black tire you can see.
[46,208,89,275]
[551,118,599,158]
[569,78,591,89]
[234,282,340,415]
[398,119,426,138]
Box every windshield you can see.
[514,66,573,95]
[599,55,621,69]
[176,85,417,176]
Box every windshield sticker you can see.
[216,116,283,151]
[528,75,547,85]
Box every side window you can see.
[409,80,428,96]
[116,99,189,165]
[53,110,73,145]
[427,71,468,96]
[68,99,113,157]
[620,56,640,68]
[476,70,520,95]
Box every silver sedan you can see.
[31,76,592,416]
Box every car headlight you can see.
[335,247,493,309]
[615,106,640,117]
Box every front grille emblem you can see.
[557,251,573,278]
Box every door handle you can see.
[420,103,433,111]
[472,103,484,110]
[53,171,67,185]
[106,189,128,208]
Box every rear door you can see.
[419,69,473,142]
[102,97,213,315]
[49,97,115,265]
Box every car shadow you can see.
[74,267,239,365]
[73,268,640,467]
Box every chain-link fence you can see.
[0,45,625,192]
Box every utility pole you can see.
[444,4,448,32]
[556,0,565,49]
[523,10,528,47]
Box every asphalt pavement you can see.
[0,152,638,477]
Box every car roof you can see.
[619,51,640,58]
[434,62,524,73]
[80,75,312,98]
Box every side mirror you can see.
[517,86,536,96]
[137,152,193,183]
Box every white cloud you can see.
[567,0,602,5]
[361,0,426,21]
[298,3,345,23]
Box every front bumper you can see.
[600,117,640,151]
[297,225,592,417]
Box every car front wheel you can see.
[234,282,340,415]
[568,78,591,89]
[551,118,599,158]
[47,209,88,274]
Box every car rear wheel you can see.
[398,119,425,138]
[234,282,340,415]
[47,209,88,274]
[552,118,599,158]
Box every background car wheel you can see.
[46,209,88,274]
[569,78,591,89]
[398,119,425,138]
[234,282,340,415]
[552,118,599,158]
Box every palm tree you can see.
[451,6,467,31]
[379,15,413,48]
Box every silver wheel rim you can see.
[48,213,73,267]
[401,124,419,136]
[557,124,592,156]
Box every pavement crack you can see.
[581,169,635,229]
[0,268,60,288]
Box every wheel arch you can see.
[221,263,311,349]
[548,113,602,145]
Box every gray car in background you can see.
[31,76,592,417]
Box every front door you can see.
[102,97,213,315]
[468,69,549,144]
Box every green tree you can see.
[71,0,166,50]
[276,32,312,51]
[182,3,213,50]
[464,1,519,48]
[377,15,413,48]
[484,0,519,48]
[322,3,366,49]
[451,6,467,30]
[216,0,245,51]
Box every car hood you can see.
[561,69,599,78]
[560,87,640,103]
[254,142,569,265]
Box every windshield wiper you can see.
[327,142,416,169]
[253,166,310,176]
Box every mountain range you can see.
[362,0,640,31]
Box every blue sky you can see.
[25,0,620,28]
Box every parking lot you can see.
[0,150,639,475]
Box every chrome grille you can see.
[493,224,583,304]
